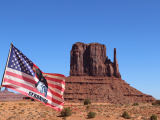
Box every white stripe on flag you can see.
[2,82,63,110]
[2,45,65,111]
[4,67,64,96]
[47,80,65,89]
[4,74,64,103]
[3,67,64,105]
[43,73,65,81]
[48,85,64,96]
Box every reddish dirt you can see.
[0,100,159,120]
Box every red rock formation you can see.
[70,42,121,78]
[64,76,156,104]
[108,64,114,77]
[114,48,121,78]
[0,87,26,101]
[64,42,156,104]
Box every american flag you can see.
[2,45,65,111]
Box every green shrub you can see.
[61,107,71,117]
[152,103,158,106]
[18,103,26,105]
[150,114,157,120]
[88,111,95,118]
[18,111,24,114]
[156,100,160,105]
[86,105,90,109]
[39,103,44,106]
[18,103,23,105]
[84,99,91,105]
[122,111,130,119]
[12,106,17,109]
[7,116,16,120]
[132,103,139,106]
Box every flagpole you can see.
[0,43,13,91]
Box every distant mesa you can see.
[0,87,26,101]
[64,42,156,104]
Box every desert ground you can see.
[0,100,159,120]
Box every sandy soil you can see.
[0,100,159,120]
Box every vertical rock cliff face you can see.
[114,48,121,78]
[70,42,121,78]
[64,42,156,104]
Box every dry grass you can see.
[0,100,158,120]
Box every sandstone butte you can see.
[0,87,26,101]
[64,42,156,104]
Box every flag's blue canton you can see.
[8,46,35,77]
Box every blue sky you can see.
[0,1,160,100]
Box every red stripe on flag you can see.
[6,71,65,93]
[43,72,66,78]
[2,85,63,111]
[6,70,64,99]
[48,88,63,99]
[45,76,65,85]
[6,70,64,98]
[47,83,65,92]
[33,64,65,78]
[6,71,36,85]
[4,78,63,105]
[2,45,66,112]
